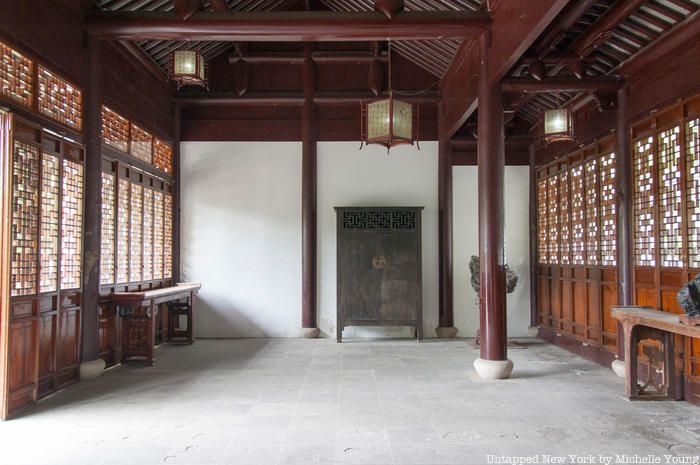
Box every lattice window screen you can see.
[153,191,164,280]
[143,188,154,281]
[1,41,33,107]
[164,193,173,279]
[40,153,60,293]
[60,159,83,289]
[537,179,548,264]
[658,126,683,267]
[600,153,617,266]
[559,171,571,265]
[37,65,82,131]
[585,159,599,265]
[547,176,559,264]
[102,106,130,153]
[100,172,116,285]
[153,138,173,174]
[117,178,130,283]
[687,118,700,268]
[11,141,40,296]
[634,136,656,266]
[570,165,585,265]
[130,124,153,164]
[130,183,143,283]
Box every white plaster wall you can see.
[316,142,439,338]
[180,142,302,337]
[452,166,531,338]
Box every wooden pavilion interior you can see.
[1,0,700,462]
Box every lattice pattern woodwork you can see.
[547,176,559,264]
[570,165,585,265]
[40,153,60,293]
[130,124,153,164]
[558,171,571,265]
[11,141,40,296]
[153,138,173,174]
[658,126,683,267]
[117,178,130,283]
[687,118,700,268]
[1,41,33,107]
[143,188,154,281]
[634,136,656,267]
[585,159,599,266]
[100,172,116,285]
[37,65,81,131]
[153,191,164,279]
[537,179,548,264]
[60,159,83,289]
[600,153,617,266]
[164,193,173,278]
[102,106,129,153]
[130,183,143,283]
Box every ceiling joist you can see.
[85,10,490,41]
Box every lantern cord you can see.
[388,40,393,96]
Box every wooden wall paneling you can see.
[0,110,13,420]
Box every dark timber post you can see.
[437,101,457,338]
[301,42,319,338]
[614,85,632,367]
[80,33,106,378]
[474,33,512,379]
[529,145,539,330]
[172,103,181,282]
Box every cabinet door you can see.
[378,234,419,321]
[339,234,383,321]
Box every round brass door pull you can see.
[372,255,387,269]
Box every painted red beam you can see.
[570,0,647,57]
[501,77,624,93]
[175,91,441,105]
[228,51,388,64]
[85,10,490,42]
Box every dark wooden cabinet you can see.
[335,207,423,342]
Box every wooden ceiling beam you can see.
[501,76,624,93]
[85,10,490,41]
[570,0,647,57]
[227,50,389,64]
[534,0,598,57]
[175,90,441,105]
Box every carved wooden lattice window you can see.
[164,193,173,278]
[1,41,33,107]
[537,179,548,264]
[547,176,559,264]
[634,136,656,266]
[559,171,571,265]
[600,152,617,266]
[658,126,683,267]
[11,141,40,296]
[570,164,585,265]
[117,178,130,283]
[102,106,129,153]
[39,153,60,293]
[130,183,143,283]
[60,159,83,289]
[153,138,173,174]
[37,65,82,131]
[143,188,154,281]
[130,124,152,164]
[100,172,116,285]
[687,118,700,268]
[585,159,599,265]
[153,190,164,279]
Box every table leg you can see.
[623,322,638,399]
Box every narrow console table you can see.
[612,306,700,400]
[110,283,201,365]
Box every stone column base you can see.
[527,326,540,337]
[435,326,458,338]
[611,359,626,378]
[473,357,514,379]
[80,358,106,381]
[299,327,320,338]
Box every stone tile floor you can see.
[1,338,699,465]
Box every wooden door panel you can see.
[37,313,56,395]
[57,308,80,371]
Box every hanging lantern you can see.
[360,42,418,152]
[543,108,574,143]
[169,50,206,89]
